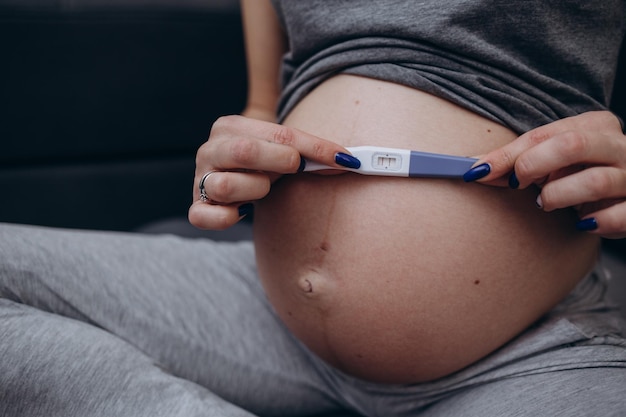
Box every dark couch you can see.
[0,0,246,232]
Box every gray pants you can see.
[1,223,625,417]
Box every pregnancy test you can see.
[303,146,478,178]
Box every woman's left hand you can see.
[464,111,626,239]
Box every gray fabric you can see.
[1,222,626,416]
[0,224,341,417]
[271,0,626,134]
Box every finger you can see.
[193,171,271,204]
[208,115,350,172]
[537,166,626,212]
[188,200,253,231]
[472,119,580,182]
[577,200,626,239]
[471,111,623,183]
[513,131,625,189]
[201,135,302,174]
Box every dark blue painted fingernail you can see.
[508,171,520,189]
[463,163,491,182]
[576,218,598,231]
[297,156,306,173]
[238,203,254,218]
[335,152,361,169]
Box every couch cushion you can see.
[0,0,239,12]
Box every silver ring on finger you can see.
[199,171,219,204]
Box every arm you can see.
[240,0,287,121]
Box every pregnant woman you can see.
[2,1,626,416]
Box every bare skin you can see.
[252,75,599,383]
[189,0,626,384]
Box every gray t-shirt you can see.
[270,0,625,133]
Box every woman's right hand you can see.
[188,115,356,230]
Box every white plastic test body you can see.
[303,146,478,178]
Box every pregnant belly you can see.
[252,75,599,383]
